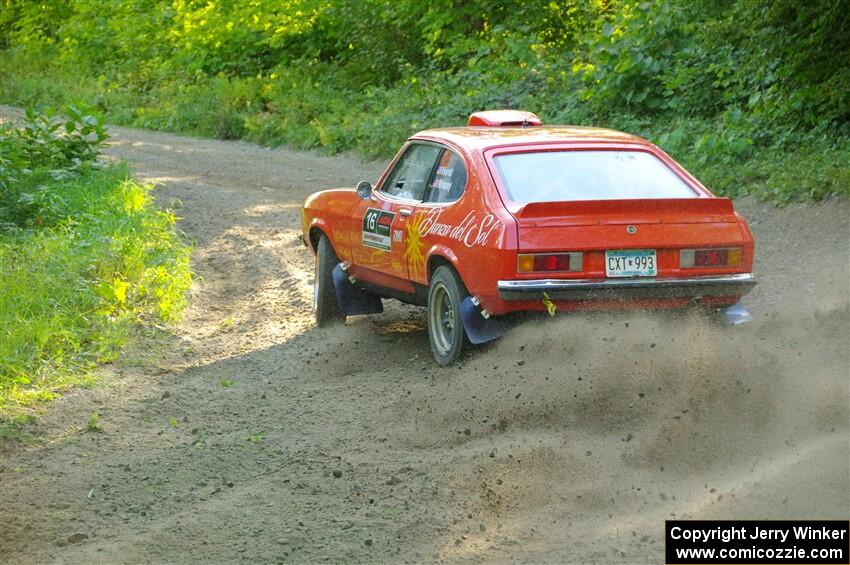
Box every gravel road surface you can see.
[2,123,848,564]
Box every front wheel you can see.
[427,266,468,365]
[314,235,345,326]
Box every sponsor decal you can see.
[417,208,503,248]
[362,208,395,251]
[403,213,427,278]
[403,208,505,279]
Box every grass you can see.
[0,414,38,442]
[87,412,102,432]
[247,431,265,445]
[0,164,192,417]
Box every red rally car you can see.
[301,110,756,364]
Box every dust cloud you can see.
[380,302,848,560]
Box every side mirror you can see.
[356,180,373,199]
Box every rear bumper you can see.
[497,273,756,301]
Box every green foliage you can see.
[14,106,108,170]
[0,413,37,441]
[247,431,266,445]
[1,106,109,223]
[0,108,192,415]
[87,412,102,432]
[1,0,847,202]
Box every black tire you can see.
[314,235,344,326]
[427,266,468,365]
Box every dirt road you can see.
[2,125,848,564]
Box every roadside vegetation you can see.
[1,0,847,204]
[0,107,191,417]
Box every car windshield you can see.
[493,150,698,203]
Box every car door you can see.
[351,142,442,290]
[406,147,472,285]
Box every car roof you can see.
[411,125,650,152]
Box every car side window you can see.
[380,144,441,201]
[425,149,467,203]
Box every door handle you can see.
[399,208,413,217]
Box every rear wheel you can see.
[427,266,468,365]
[314,235,344,326]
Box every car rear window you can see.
[492,150,698,203]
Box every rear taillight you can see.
[680,248,742,268]
[518,252,583,273]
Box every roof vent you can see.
[467,110,543,127]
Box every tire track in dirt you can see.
[1,123,847,564]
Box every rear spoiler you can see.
[514,198,735,219]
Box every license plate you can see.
[605,249,657,277]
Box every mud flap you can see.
[724,301,752,325]
[460,297,507,344]
[331,265,383,316]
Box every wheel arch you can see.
[308,222,336,255]
[308,225,326,252]
[426,249,469,293]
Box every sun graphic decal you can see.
[403,213,427,278]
